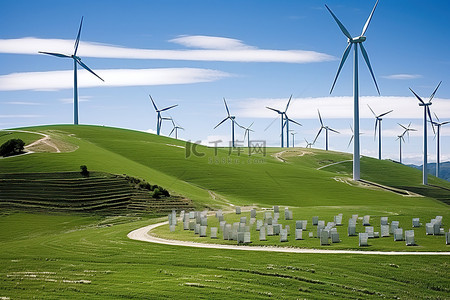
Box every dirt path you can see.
[317,159,353,170]
[128,221,450,256]
[25,132,61,153]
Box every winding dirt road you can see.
[128,221,450,255]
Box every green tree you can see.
[0,139,25,157]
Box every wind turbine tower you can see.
[326,0,380,180]
[409,81,441,185]
[39,17,104,125]
[215,98,239,148]
[314,110,339,151]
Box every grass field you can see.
[0,125,449,298]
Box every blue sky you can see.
[1,0,449,165]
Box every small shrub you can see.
[0,138,25,157]
[152,188,162,199]
[80,165,90,177]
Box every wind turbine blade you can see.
[38,51,71,58]
[75,57,104,81]
[74,16,84,55]
[289,119,302,126]
[169,127,175,136]
[361,0,379,36]
[159,104,178,112]
[359,43,380,95]
[313,127,323,144]
[285,94,293,112]
[367,104,376,117]
[266,106,282,114]
[243,129,248,141]
[398,123,407,130]
[347,135,353,149]
[374,119,378,140]
[429,81,442,102]
[427,106,435,134]
[441,121,450,125]
[223,98,231,117]
[329,128,340,134]
[330,43,352,94]
[378,110,393,118]
[434,112,440,122]
[149,95,158,111]
[264,116,279,131]
[325,5,352,39]
[214,117,228,129]
[248,122,254,129]
[318,109,323,126]
[409,88,425,105]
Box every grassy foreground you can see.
[1,213,449,299]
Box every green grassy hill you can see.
[0,125,449,299]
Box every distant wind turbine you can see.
[409,81,441,184]
[304,138,314,148]
[347,124,363,149]
[266,95,298,148]
[367,104,393,160]
[238,122,254,148]
[169,118,184,140]
[149,95,178,135]
[39,17,104,125]
[326,0,380,180]
[430,112,449,178]
[397,122,416,164]
[289,131,297,147]
[314,110,339,151]
[215,98,239,148]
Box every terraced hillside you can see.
[0,172,193,214]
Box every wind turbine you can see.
[238,122,254,148]
[430,113,449,178]
[289,131,297,147]
[326,0,380,180]
[314,110,339,151]
[409,81,441,184]
[347,124,364,149]
[39,17,104,125]
[266,95,295,148]
[304,138,314,148]
[169,119,184,140]
[397,122,416,164]
[149,95,178,135]
[215,98,239,148]
[367,104,393,160]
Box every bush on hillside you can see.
[0,138,25,157]
[152,188,162,199]
[80,165,90,177]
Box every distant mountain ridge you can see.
[407,161,450,182]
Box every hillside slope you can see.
[0,125,449,212]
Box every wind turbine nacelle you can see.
[351,36,366,43]
[231,116,235,119]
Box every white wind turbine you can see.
[409,81,441,185]
[313,110,339,151]
[430,112,449,178]
[39,17,104,125]
[326,0,380,180]
[367,104,393,160]
[397,122,416,164]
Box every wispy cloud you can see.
[5,101,43,105]
[0,68,230,91]
[382,74,422,80]
[59,96,91,104]
[0,37,335,63]
[235,96,450,119]
[169,35,254,50]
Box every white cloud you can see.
[382,74,422,80]
[0,68,230,91]
[236,96,450,120]
[169,35,254,50]
[59,96,91,104]
[5,101,43,105]
[0,37,335,63]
